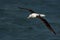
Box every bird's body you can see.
[27,13,45,19]
[18,7,56,35]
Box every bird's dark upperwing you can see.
[18,7,35,13]
[37,16,56,35]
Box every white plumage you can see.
[27,13,45,19]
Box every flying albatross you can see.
[18,7,56,35]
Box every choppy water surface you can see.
[0,0,60,40]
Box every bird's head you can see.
[27,13,45,19]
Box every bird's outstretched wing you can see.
[18,7,35,13]
[37,16,56,35]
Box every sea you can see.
[0,0,60,40]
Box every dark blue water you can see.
[0,0,60,40]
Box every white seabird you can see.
[18,7,56,35]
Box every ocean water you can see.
[0,0,60,40]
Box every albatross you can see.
[18,7,56,35]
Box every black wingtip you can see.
[18,7,29,11]
[18,7,25,9]
[18,7,35,13]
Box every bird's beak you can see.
[27,16,31,19]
